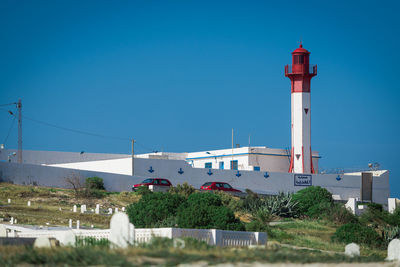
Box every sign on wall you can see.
[294,174,312,186]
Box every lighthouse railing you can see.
[285,64,317,75]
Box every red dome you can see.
[292,43,310,54]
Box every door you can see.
[361,172,373,202]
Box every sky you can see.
[1,0,399,196]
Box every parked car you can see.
[200,182,242,193]
[132,178,172,191]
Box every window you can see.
[160,180,169,185]
[153,179,159,185]
[202,182,212,187]
[216,183,223,188]
[230,160,238,170]
[223,183,232,189]
[253,166,260,171]
[142,179,153,183]
[219,162,224,169]
[294,55,305,64]
[205,162,212,169]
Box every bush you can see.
[292,186,333,217]
[177,193,245,231]
[257,192,298,218]
[213,190,242,212]
[383,225,400,244]
[324,203,358,225]
[359,203,391,227]
[127,192,185,227]
[168,182,196,198]
[135,186,152,195]
[85,177,105,190]
[388,207,400,226]
[331,223,383,247]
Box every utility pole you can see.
[17,99,22,163]
[231,128,234,168]
[131,138,135,176]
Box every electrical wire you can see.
[2,116,16,145]
[0,102,16,107]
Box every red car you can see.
[132,178,172,191]
[200,182,242,193]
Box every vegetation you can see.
[331,223,383,247]
[127,192,184,228]
[168,182,196,198]
[292,186,333,218]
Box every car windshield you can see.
[202,182,212,187]
[142,179,153,183]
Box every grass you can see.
[0,241,386,266]
[0,182,141,228]
[0,182,389,265]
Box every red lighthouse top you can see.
[284,43,317,93]
[292,43,310,54]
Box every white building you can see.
[136,146,319,173]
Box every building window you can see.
[253,166,260,171]
[205,162,212,169]
[230,160,238,170]
[219,162,224,169]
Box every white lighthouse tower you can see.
[285,43,317,174]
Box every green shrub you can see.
[359,203,391,227]
[135,186,152,195]
[331,223,383,247]
[85,177,105,190]
[324,203,358,225]
[127,192,185,227]
[177,193,244,231]
[214,190,242,211]
[169,182,196,198]
[241,189,262,212]
[292,186,333,217]
[388,207,400,226]
[383,225,400,244]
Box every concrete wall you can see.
[0,149,130,165]
[0,157,390,205]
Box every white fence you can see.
[5,225,266,247]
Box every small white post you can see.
[95,204,100,214]
[69,219,72,228]
[76,220,80,230]
[7,199,11,204]
[14,219,17,224]
[10,217,14,225]
[108,208,113,214]
[73,205,77,213]
[122,207,125,212]
[81,205,85,214]
[27,201,31,207]
[345,198,357,215]
[115,208,119,213]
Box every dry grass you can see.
[0,182,140,228]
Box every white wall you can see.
[0,157,389,205]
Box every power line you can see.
[0,102,17,107]
[2,116,16,145]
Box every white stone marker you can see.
[73,205,77,213]
[345,198,357,215]
[108,208,113,214]
[122,207,125,212]
[10,217,14,225]
[81,205,85,214]
[7,199,11,204]
[389,198,397,214]
[387,238,400,261]
[0,225,7,237]
[76,220,80,230]
[95,204,100,214]
[115,208,119,213]
[34,237,52,248]
[14,219,17,224]
[109,212,131,248]
[69,219,72,228]
[56,230,76,247]
[59,207,62,211]
[345,243,360,257]
[27,201,31,207]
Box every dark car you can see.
[132,178,172,191]
[200,182,242,193]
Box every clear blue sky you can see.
[1,1,399,196]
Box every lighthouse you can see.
[285,43,317,174]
